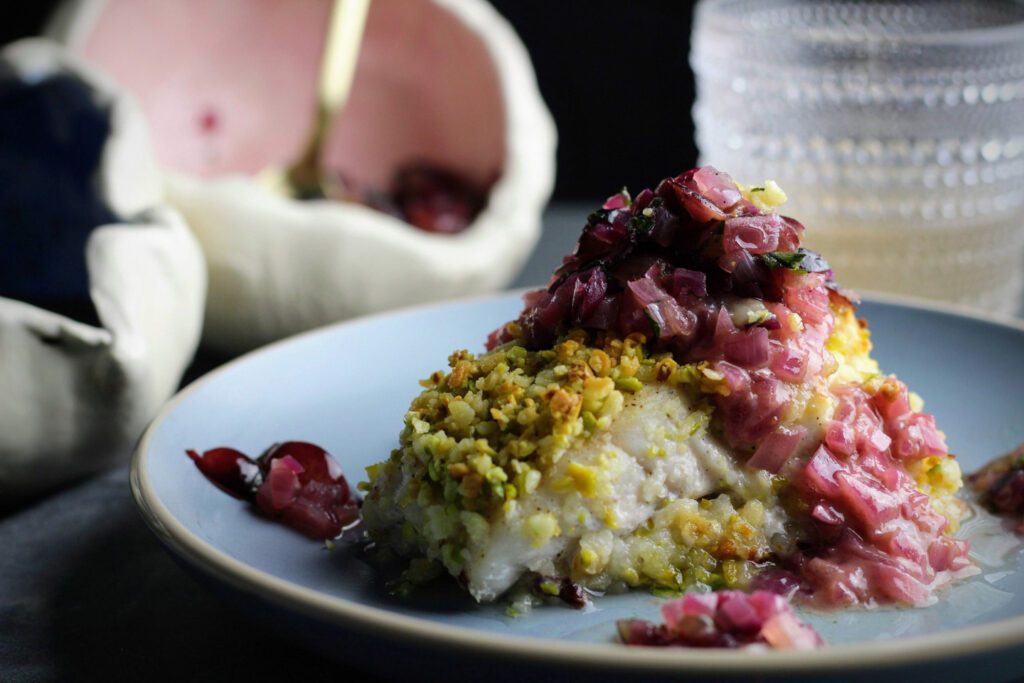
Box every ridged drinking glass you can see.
[692,0,1024,315]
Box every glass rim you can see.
[694,0,1024,48]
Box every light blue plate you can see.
[132,292,1024,682]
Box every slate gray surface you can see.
[0,204,588,682]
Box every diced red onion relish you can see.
[486,166,972,608]
[618,590,823,650]
[188,441,360,540]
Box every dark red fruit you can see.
[187,441,359,540]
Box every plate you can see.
[132,291,1024,681]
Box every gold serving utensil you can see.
[261,0,371,199]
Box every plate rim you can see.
[131,289,1024,674]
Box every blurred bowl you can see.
[51,0,557,352]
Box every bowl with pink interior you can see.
[52,0,556,352]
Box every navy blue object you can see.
[0,66,119,314]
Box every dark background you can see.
[0,0,699,201]
[489,0,699,198]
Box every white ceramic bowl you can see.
[52,0,557,352]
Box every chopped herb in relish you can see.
[760,251,807,270]
[643,308,662,340]
[759,248,831,275]
[629,214,654,236]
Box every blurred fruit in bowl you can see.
[52,0,557,352]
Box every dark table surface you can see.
[0,204,586,683]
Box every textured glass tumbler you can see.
[692,0,1024,315]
